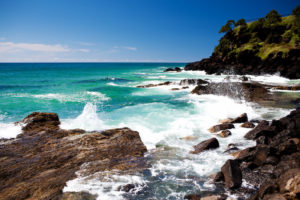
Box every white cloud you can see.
[123,46,137,51]
[0,42,70,53]
[76,48,90,53]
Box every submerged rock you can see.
[164,67,182,72]
[179,79,209,86]
[136,81,172,88]
[0,112,147,200]
[190,138,219,154]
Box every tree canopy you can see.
[219,20,235,33]
[265,9,281,25]
[235,19,246,27]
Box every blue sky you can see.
[0,0,299,62]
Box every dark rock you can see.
[240,76,249,81]
[221,159,242,189]
[0,112,147,200]
[171,88,180,91]
[208,123,234,133]
[136,81,172,88]
[218,130,232,138]
[224,147,240,154]
[250,119,261,123]
[244,120,273,140]
[184,194,201,200]
[210,171,224,182]
[117,184,135,192]
[231,113,248,123]
[179,79,209,86]
[190,138,220,154]
[241,122,255,128]
[164,67,182,72]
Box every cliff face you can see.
[185,14,300,79]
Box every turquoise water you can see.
[0,63,297,199]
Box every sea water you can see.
[0,63,298,199]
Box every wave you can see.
[60,103,105,131]
[73,77,133,84]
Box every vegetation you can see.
[214,6,300,60]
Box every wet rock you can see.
[179,79,209,86]
[210,171,224,182]
[0,113,147,200]
[218,130,232,138]
[61,192,97,200]
[117,184,135,192]
[244,120,273,140]
[224,146,240,154]
[171,88,180,91]
[218,118,233,124]
[241,122,255,128]
[190,138,219,154]
[240,76,249,81]
[182,86,189,89]
[184,194,201,200]
[164,67,182,72]
[221,159,242,189]
[136,81,172,88]
[180,135,198,141]
[201,195,224,200]
[231,113,248,123]
[208,123,234,133]
[277,168,300,199]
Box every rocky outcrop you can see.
[184,49,300,79]
[213,108,300,199]
[190,138,220,154]
[241,122,255,128]
[218,130,232,138]
[0,112,147,200]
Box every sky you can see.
[0,0,299,62]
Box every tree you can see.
[292,5,300,17]
[235,19,246,27]
[219,20,235,33]
[265,10,282,25]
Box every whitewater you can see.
[0,63,299,199]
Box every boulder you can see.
[244,120,273,140]
[231,113,248,123]
[241,122,255,128]
[208,123,234,133]
[221,159,242,189]
[117,184,135,192]
[184,194,201,200]
[218,130,232,138]
[190,138,220,154]
[164,67,182,72]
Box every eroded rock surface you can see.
[0,112,147,200]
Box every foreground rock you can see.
[208,123,234,133]
[221,159,242,189]
[0,112,147,200]
[190,138,219,154]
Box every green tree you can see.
[219,20,235,33]
[292,5,300,17]
[265,10,282,25]
[235,19,246,27]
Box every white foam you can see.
[0,122,22,139]
[63,171,146,200]
[61,103,105,131]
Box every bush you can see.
[235,19,247,27]
[265,10,282,25]
[219,20,235,33]
[292,5,300,17]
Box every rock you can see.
[61,192,97,200]
[190,138,219,154]
[240,76,249,81]
[136,81,172,88]
[241,122,255,128]
[180,135,198,141]
[221,159,242,189]
[171,88,180,91]
[117,184,135,192]
[164,67,182,72]
[210,171,224,182]
[218,118,233,124]
[218,130,232,138]
[182,86,189,89]
[184,194,201,200]
[224,146,240,154]
[231,113,248,123]
[277,168,300,199]
[208,123,234,133]
[179,79,209,86]
[20,112,60,133]
[0,112,147,200]
[262,193,286,200]
[201,195,223,200]
[244,120,273,140]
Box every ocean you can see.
[0,63,298,199]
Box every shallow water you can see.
[0,63,299,199]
